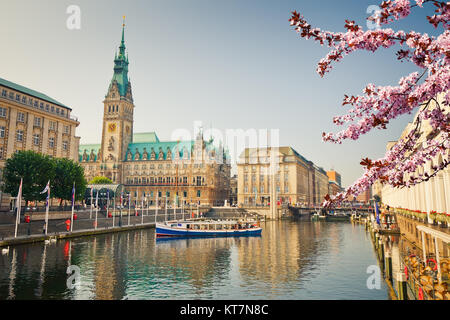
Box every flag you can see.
[375,202,381,225]
[14,178,23,237]
[71,182,76,209]
[40,181,50,194]
[95,189,99,207]
[16,178,22,217]
[17,178,23,201]
[40,181,50,206]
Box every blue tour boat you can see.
[156,219,262,238]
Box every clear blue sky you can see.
[0,0,439,187]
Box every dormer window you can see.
[134,149,140,161]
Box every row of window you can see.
[1,88,69,118]
[243,165,290,171]
[124,163,207,170]
[0,127,69,150]
[125,176,205,185]
[243,185,288,193]
[127,190,201,199]
[0,106,71,133]
[11,130,69,150]
[244,174,288,182]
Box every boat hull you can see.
[156,224,262,238]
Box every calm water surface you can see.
[0,220,388,300]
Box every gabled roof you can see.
[0,77,71,110]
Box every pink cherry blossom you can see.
[289,0,450,207]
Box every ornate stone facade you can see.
[79,24,230,206]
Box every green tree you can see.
[89,176,113,185]
[52,158,87,206]
[2,151,55,205]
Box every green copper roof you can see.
[126,140,195,161]
[0,77,71,110]
[78,144,101,162]
[125,138,228,162]
[109,24,129,97]
[133,132,160,143]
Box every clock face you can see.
[108,123,117,133]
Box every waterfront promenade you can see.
[0,208,191,247]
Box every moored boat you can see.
[156,219,262,238]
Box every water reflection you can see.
[0,221,388,300]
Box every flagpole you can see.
[112,194,115,228]
[14,178,23,238]
[70,182,75,232]
[94,190,98,230]
[45,183,50,235]
[107,190,110,227]
[141,196,144,225]
[128,193,131,226]
[120,192,123,227]
[90,188,93,220]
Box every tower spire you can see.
[119,16,126,56]
[108,17,130,98]
[121,16,125,45]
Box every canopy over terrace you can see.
[85,184,124,200]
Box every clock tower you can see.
[100,19,134,183]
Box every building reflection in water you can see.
[0,221,388,300]
[236,221,325,287]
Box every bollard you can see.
[378,240,385,273]
[396,272,408,300]
[374,233,379,249]
[385,251,393,281]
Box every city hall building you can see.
[79,24,230,206]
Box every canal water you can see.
[0,220,389,300]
